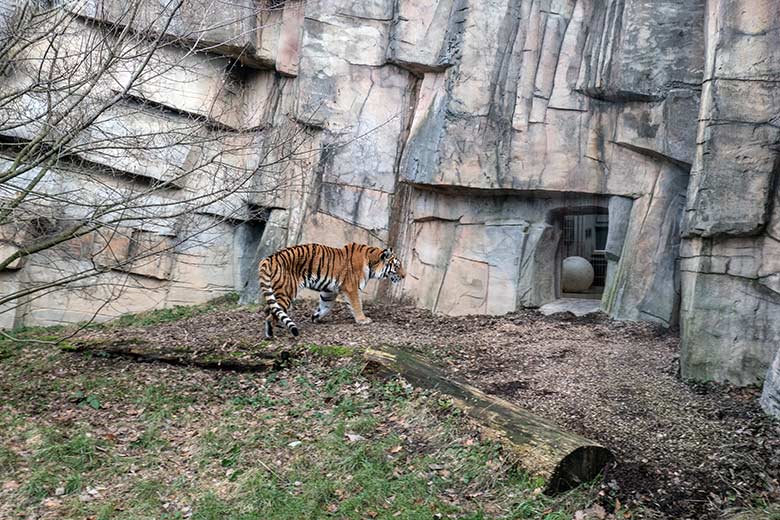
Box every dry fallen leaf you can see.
[42,498,61,509]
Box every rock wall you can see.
[675,0,780,395]
[391,0,702,328]
[0,0,314,326]
[2,0,779,410]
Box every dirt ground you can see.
[75,300,780,520]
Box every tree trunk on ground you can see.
[363,346,614,493]
[67,339,291,372]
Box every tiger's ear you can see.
[381,248,393,260]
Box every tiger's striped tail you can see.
[259,260,299,338]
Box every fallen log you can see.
[65,338,292,372]
[363,346,613,493]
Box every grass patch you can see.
[105,292,240,329]
[725,502,780,520]
[306,344,355,358]
[0,325,67,359]
[17,429,113,501]
[0,444,20,473]
[34,430,104,471]
[231,392,277,408]
[135,384,194,420]
[0,327,608,519]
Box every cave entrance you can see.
[557,209,608,299]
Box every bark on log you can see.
[67,339,291,372]
[363,346,614,493]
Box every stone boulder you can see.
[562,257,594,293]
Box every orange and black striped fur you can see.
[259,243,405,338]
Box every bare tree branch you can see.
[0,0,320,327]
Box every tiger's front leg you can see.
[344,287,372,325]
[311,290,337,323]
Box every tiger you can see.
[258,242,405,338]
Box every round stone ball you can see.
[562,256,595,293]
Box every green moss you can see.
[0,325,67,358]
[306,344,355,358]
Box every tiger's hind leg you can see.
[264,307,276,339]
[312,290,337,323]
[275,295,299,337]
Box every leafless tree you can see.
[0,0,318,330]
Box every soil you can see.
[76,301,780,520]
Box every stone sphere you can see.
[561,256,595,293]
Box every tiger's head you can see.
[378,248,405,284]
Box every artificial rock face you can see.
[1,0,779,411]
[676,0,780,397]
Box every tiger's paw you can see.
[311,312,320,323]
[356,317,373,325]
